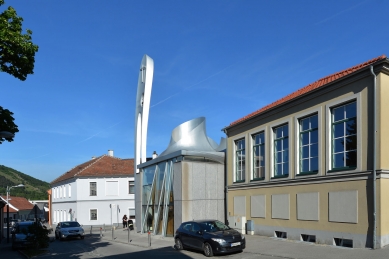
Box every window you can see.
[332,101,357,170]
[68,184,71,198]
[274,124,289,177]
[252,132,265,180]
[63,185,66,198]
[90,209,97,220]
[299,114,318,174]
[90,182,97,196]
[235,139,246,182]
[129,181,135,194]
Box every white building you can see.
[50,151,135,226]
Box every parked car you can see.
[174,219,245,257]
[55,221,85,240]
[11,221,36,250]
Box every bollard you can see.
[112,227,114,240]
[100,227,102,238]
[104,224,105,232]
[90,226,92,235]
[148,231,151,247]
[128,226,131,243]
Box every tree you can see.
[0,106,19,144]
[0,0,39,81]
[0,0,38,143]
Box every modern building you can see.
[50,150,135,226]
[223,55,389,248]
[135,117,226,236]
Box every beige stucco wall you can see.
[225,70,385,247]
[228,180,370,234]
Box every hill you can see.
[0,165,50,200]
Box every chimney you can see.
[108,150,114,157]
[91,156,96,160]
[152,151,158,159]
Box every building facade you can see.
[135,117,226,236]
[50,151,135,226]
[224,55,389,248]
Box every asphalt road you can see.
[37,236,279,259]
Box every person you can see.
[122,214,128,228]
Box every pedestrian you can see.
[122,214,128,228]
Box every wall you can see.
[174,161,225,232]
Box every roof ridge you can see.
[50,155,104,184]
[73,155,105,178]
[229,54,387,126]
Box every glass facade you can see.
[141,160,174,236]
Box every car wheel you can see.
[55,232,59,240]
[175,238,183,250]
[203,242,213,257]
[80,236,84,240]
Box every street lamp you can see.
[0,131,15,139]
[7,184,24,243]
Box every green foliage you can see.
[0,106,19,144]
[27,223,50,249]
[0,0,39,81]
[0,165,50,200]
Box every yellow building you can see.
[223,55,389,248]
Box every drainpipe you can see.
[370,65,377,249]
[222,127,229,225]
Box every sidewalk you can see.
[94,225,389,259]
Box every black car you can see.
[174,220,245,257]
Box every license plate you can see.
[231,242,241,247]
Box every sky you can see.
[1,0,389,183]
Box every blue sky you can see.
[1,0,388,183]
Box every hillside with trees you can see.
[0,165,50,200]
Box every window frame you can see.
[270,118,291,180]
[90,209,98,221]
[325,94,361,173]
[90,182,97,196]
[251,131,266,181]
[272,123,290,178]
[129,180,135,194]
[234,138,246,183]
[298,113,319,175]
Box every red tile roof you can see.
[229,55,387,126]
[51,155,134,185]
[1,196,34,212]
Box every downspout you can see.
[222,127,229,225]
[370,65,377,249]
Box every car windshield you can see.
[199,220,230,232]
[62,222,80,228]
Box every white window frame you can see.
[128,180,135,194]
[90,208,98,221]
[90,182,97,196]
[248,126,267,181]
[233,135,246,183]
[270,118,292,179]
[325,93,361,173]
[294,107,322,177]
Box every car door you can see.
[188,223,204,250]
[179,222,193,248]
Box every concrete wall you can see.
[174,161,224,232]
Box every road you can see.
[38,236,277,259]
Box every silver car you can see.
[55,221,85,240]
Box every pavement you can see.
[3,225,389,258]
[94,225,389,259]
